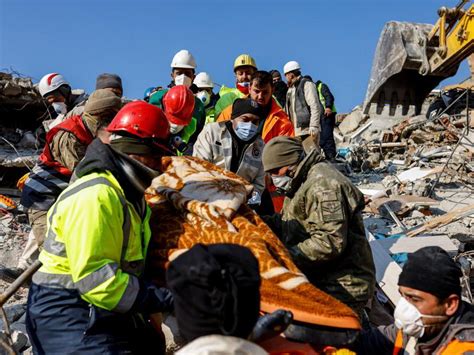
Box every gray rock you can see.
[339,109,366,135]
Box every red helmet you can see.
[108,101,170,141]
[162,85,195,125]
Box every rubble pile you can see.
[334,103,474,309]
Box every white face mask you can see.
[196,90,211,106]
[272,175,292,191]
[52,102,67,115]
[394,297,448,338]
[169,122,185,135]
[174,74,192,88]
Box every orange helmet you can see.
[162,85,195,125]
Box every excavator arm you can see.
[364,1,474,118]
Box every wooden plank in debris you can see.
[366,229,402,306]
[405,203,474,238]
[376,235,457,255]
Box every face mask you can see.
[196,90,210,106]
[169,122,185,134]
[272,175,292,192]
[394,297,448,338]
[174,74,192,88]
[234,121,258,141]
[52,102,67,115]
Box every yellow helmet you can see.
[233,54,257,71]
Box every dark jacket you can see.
[315,80,335,111]
[357,301,474,355]
[273,80,288,108]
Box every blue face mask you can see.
[234,121,258,141]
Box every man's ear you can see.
[444,294,460,316]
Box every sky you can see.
[0,0,470,113]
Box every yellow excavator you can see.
[363,0,474,117]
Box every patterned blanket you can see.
[145,156,360,330]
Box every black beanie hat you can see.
[96,73,123,91]
[398,246,462,299]
[166,244,261,342]
[231,98,265,120]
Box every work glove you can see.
[248,309,293,342]
[132,281,174,315]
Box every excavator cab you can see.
[364,1,473,118]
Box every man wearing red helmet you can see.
[149,85,196,155]
[0,90,122,284]
[26,101,174,354]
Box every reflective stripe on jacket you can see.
[33,171,151,313]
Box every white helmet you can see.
[170,49,196,69]
[283,61,301,75]
[193,72,214,89]
[38,73,69,97]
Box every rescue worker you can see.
[315,79,337,160]
[38,73,88,131]
[65,73,124,119]
[193,98,265,201]
[193,72,219,124]
[283,61,323,145]
[215,54,258,119]
[0,90,122,284]
[218,71,294,144]
[261,137,375,316]
[149,49,205,150]
[358,246,474,354]
[217,71,294,214]
[269,69,287,108]
[149,85,195,155]
[167,244,266,354]
[26,101,174,354]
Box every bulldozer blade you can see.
[363,21,460,118]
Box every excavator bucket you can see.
[363,21,459,118]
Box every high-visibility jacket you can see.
[316,81,337,113]
[214,86,246,120]
[33,170,151,313]
[21,115,93,210]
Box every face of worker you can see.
[249,82,273,107]
[231,113,260,130]
[272,75,281,83]
[235,66,256,84]
[171,68,195,82]
[398,286,459,337]
[285,72,298,87]
[44,92,66,104]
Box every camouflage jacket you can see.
[265,150,375,308]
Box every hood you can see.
[75,139,159,213]
[285,147,325,198]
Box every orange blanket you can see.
[145,156,360,330]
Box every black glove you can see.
[248,309,293,342]
[132,281,174,314]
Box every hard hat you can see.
[162,85,195,125]
[193,72,214,89]
[107,101,170,142]
[283,61,301,74]
[144,86,156,101]
[170,49,196,69]
[233,54,257,71]
[38,73,70,97]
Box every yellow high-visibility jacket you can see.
[33,170,151,313]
